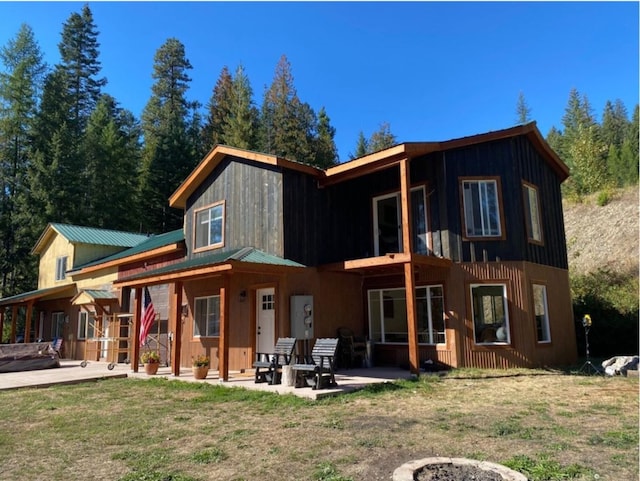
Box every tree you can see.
[202,66,233,150]
[601,99,628,150]
[515,91,532,124]
[0,24,47,295]
[368,122,396,153]
[140,37,198,233]
[223,64,259,150]
[350,131,368,159]
[313,107,338,168]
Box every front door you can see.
[256,288,276,356]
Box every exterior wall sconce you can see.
[239,290,247,302]
[181,303,188,320]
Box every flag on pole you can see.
[139,287,156,346]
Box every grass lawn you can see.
[0,369,637,481]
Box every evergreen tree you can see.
[140,38,198,233]
[368,122,396,153]
[0,24,46,295]
[515,91,532,124]
[202,66,233,150]
[313,106,338,168]
[601,99,628,150]
[350,131,368,159]
[223,64,258,150]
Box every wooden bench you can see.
[253,337,297,384]
[292,338,339,390]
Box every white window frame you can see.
[77,311,94,340]
[470,283,510,345]
[193,295,220,338]
[523,182,543,243]
[367,285,445,345]
[461,179,503,238]
[532,284,551,343]
[55,256,68,281]
[194,201,225,252]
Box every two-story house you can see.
[114,121,577,380]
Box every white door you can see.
[256,288,276,357]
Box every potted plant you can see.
[192,354,210,379]
[141,350,160,375]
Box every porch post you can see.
[400,157,420,375]
[219,274,230,382]
[25,301,33,343]
[0,308,4,343]
[10,305,17,343]
[131,287,142,373]
[169,281,183,377]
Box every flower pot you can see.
[144,362,159,375]
[192,365,209,379]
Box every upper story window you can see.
[194,201,225,252]
[55,256,68,281]
[461,178,504,239]
[523,182,543,243]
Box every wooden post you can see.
[25,301,33,343]
[219,275,230,382]
[169,281,183,377]
[0,308,5,343]
[399,157,413,254]
[10,305,17,343]
[131,288,142,372]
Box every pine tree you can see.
[0,24,46,295]
[202,66,233,150]
[515,91,532,124]
[350,131,368,159]
[601,99,628,150]
[223,64,258,150]
[368,122,396,153]
[313,107,338,168]
[140,37,198,233]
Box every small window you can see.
[194,202,224,251]
[55,256,68,281]
[194,295,220,337]
[77,311,95,340]
[533,284,551,343]
[471,284,510,344]
[51,312,65,339]
[461,179,503,238]
[523,183,542,243]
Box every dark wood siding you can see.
[185,157,285,259]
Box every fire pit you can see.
[393,457,527,481]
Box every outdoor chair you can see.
[337,327,367,368]
[292,338,339,390]
[253,337,297,385]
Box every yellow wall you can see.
[38,235,75,288]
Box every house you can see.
[0,121,578,378]
[110,121,577,379]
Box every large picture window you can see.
[368,285,445,344]
[194,202,224,251]
[194,295,220,337]
[55,256,68,281]
[523,182,542,243]
[533,284,551,343]
[470,284,510,344]
[461,179,503,238]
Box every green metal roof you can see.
[0,284,77,307]
[117,247,305,284]
[71,229,184,271]
[51,223,150,248]
[80,289,116,299]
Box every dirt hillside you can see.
[563,186,639,275]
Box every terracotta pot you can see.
[144,362,159,375]
[192,365,209,379]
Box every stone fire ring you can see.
[393,456,528,481]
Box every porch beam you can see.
[219,274,230,382]
[131,288,142,373]
[10,305,17,343]
[404,262,420,375]
[169,281,183,377]
[399,156,412,254]
[24,301,33,343]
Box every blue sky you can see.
[1,1,638,161]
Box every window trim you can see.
[77,310,91,340]
[532,283,552,344]
[469,282,511,346]
[55,256,68,281]
[459,176,506,241]
[522,181,544,245]
[193,294,221,338]
[193,201,225,253]
[51,311,65,339]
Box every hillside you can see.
[563,186,639,275]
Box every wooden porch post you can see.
[219,274,230,382]
[400,157,420,375]
[169,281,183,377]
[10,305,17,343]
[24,301,33,343]
[131,287,142,372]
[0,308,5,343]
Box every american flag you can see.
[139,287,156,346]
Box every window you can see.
[194,202,224,251]
[368,285,445,344]
[51,312,65,339]
[194,295,220,337]
[461,179,503,238]
[523,183,542,243]
[55,256,68,281]
[373,186,428,256]
[77,311,95,340]
[470,284,510,344]
[533,284,551,343]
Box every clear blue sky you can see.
[1,1,638,161]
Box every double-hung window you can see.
[532,284,551,343]
[461,178,503,238]
[470,284,510,344]
[55,256,68,281]
[194,295,220,337]
[523,182,543,243]
[194,201,224,251]
[77,311,95,340]
[51,312,65,339]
